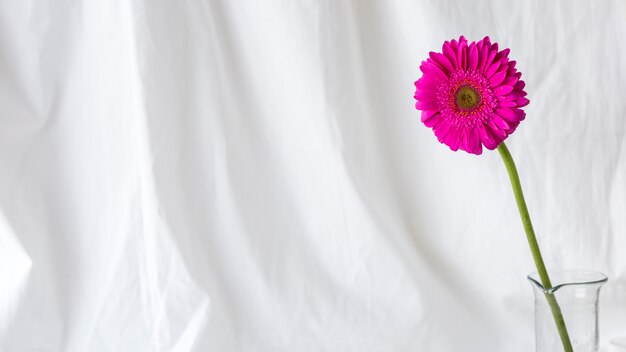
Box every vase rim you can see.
[527,270,608,294]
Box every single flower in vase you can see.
[413,36,606,352]
[414,36,528,154]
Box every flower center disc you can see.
[455,85,481,110]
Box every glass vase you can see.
[528,270,608,352]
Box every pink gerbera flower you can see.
[414,36,529,155]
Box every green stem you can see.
[497,142,573,352]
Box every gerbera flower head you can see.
[414,36,529,155]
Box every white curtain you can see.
[1,0,625,351]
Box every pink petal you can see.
[427,52,446,73]
[479,126,497,150]
[487,121,507,139]
[497,91,521,101]
[498,100,517,108]
[477,45,488,72]
[427,62,448,80]
[492,115,510,130]
[485,61,501,78]
[516,97,530,107]
[444,128,461,151]
[495,85,514,95]
[415,77,438,90]
[480,36,491,47]
[496,108,522,122]
[468,128,481,154]
[434,118,452,142]
[450,39,459,54]
[482,50,497,74]
[468,43,478,71]
[458,35,468,47]
[489,71,507,87]
[414,80,437,95]
[442,43,458,68]
[457,40,467,70]
[422,111,440,127]
[460,129,470,152]
[414,84,437,97]
[501,76,519,87]
[507,61,517,76]
[421,109,439,120]
[415,88,437,101]
[505,120,520,134]
[414,91,436,103]
[496,48,510,62]
[416,100,438,110]
[432,52,455,74]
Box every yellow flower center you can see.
[455,85,481,110]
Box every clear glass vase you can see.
[528,270,608,352]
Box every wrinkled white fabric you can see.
[0,0,625,351]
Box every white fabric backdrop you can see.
[1,0,625,351]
